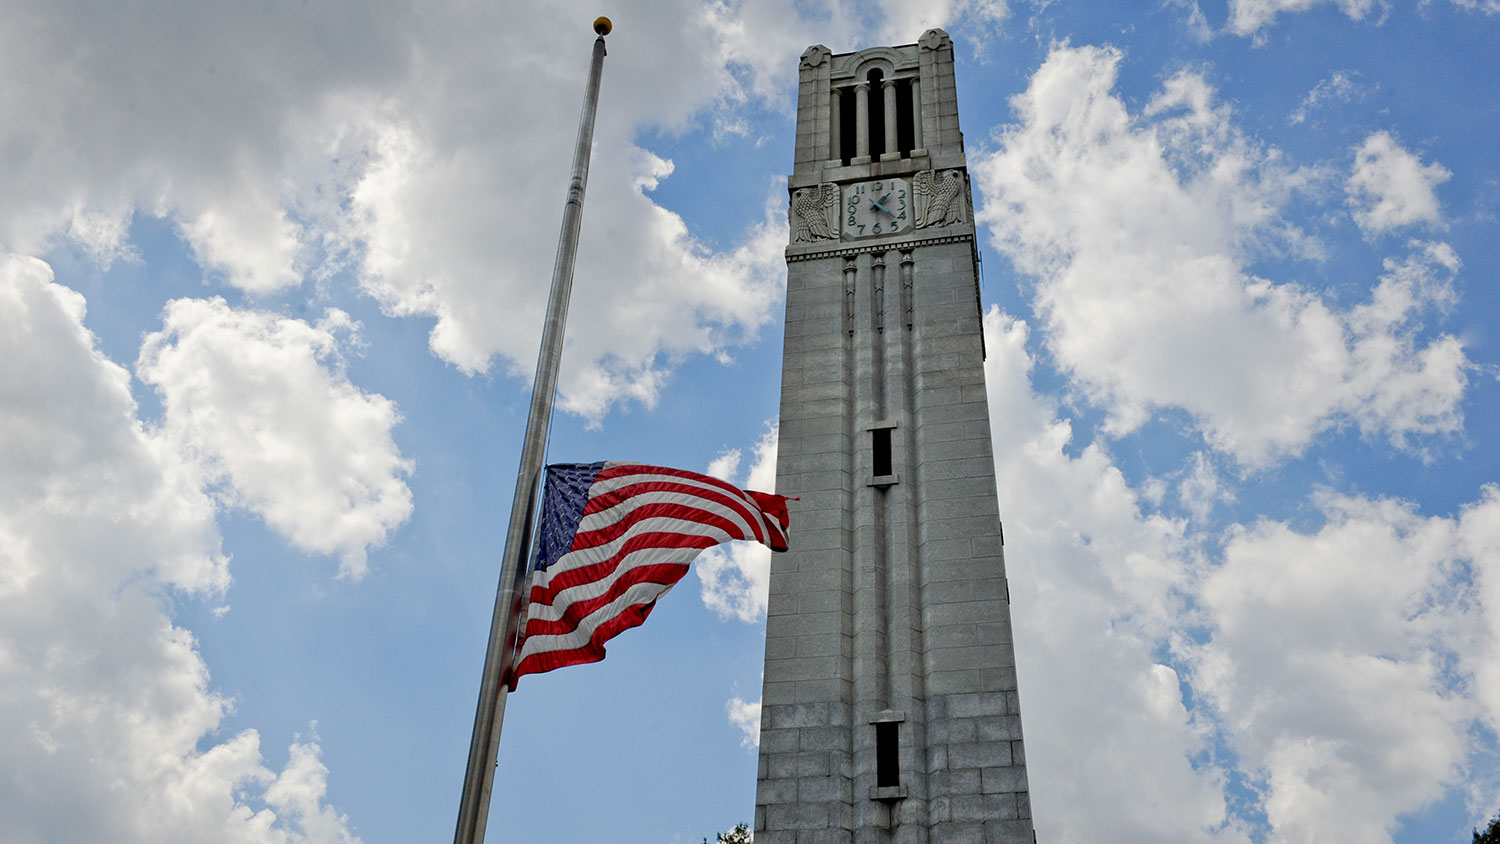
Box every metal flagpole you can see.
[453,17,612,844]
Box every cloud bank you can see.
[0,255,360,844]
[973,45,1467,466]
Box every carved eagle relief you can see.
[790,184,839,243]
[913,169,965,229]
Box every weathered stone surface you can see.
[801,726,848,751]
[761,727,800,754]
[760,777,800,805]
[948,742,1013,771]
[931,822,985,844]
[760,31,1033,844]
[975,716,1024,743]
[980,766,1027,795]
[984,820,1034,844]
[950,794,1017,822]
[768,803,831,831]
[799,775,849,803]
[929,768,981,797]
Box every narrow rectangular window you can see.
[876,721,899,787]
[872,427,892,477]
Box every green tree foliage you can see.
[703,823,751,844]
[1475,813,1500,843]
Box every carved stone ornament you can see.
[912,169,965,229]
[918,29,950,52]
[790,184,839,243]
[800,45,831,68]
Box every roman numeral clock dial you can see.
[843,178,910,238]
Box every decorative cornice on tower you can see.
[830,45,918,80]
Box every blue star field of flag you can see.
[533,462,607,572]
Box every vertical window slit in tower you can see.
[876,721,899,787]
[839,87,857,165]
[872,427,892,477]
[896,79,914,158]
[867,69,886,160]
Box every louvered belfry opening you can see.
[867,69,887,159]
[894,79,914,157]
[838,87,857,164]
[833,71,918,164]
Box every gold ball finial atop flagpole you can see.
[593,16,612,36]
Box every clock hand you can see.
[869,196,897,217]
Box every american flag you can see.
[508,461,790,685]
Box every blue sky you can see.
[2,1,1499,843]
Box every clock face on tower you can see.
[842,178,910,238]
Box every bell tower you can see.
[757,30,1035,844]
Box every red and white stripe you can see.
[509,463,789,685]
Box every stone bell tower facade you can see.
[756,30,1034,844]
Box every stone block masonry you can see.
[758,27,1035,844]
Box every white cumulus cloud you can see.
[1186,490,1484,843]
[973,45,1468,466]
[986,301,1500,842]
[0,0,1009,425]
[1348,130,1453,235]
[1228,0,1386,36]
[137,298,413,579]
[983,308,1247,843]
[726,694,763,749]
[0,255,357,844]
[0,0,843,423]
